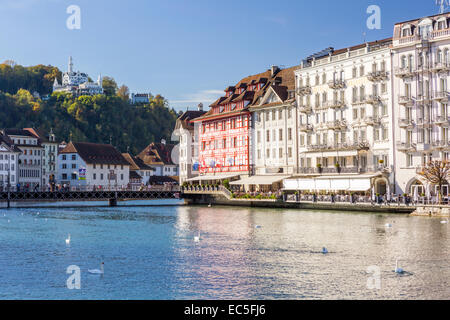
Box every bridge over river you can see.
[0,189,182,208]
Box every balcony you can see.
[327,79,346,89]
[364,116,381,126]
[394,67,415,78]
[398,118,414,129]
[306,140,370,153]
[367,70,388,82]
[297,85,312,96]
[326,120,347,130]
[323,100,346,109]
[396,141,416,152]
[351,96,366,105]
[415,64,431,73]
[416,117,432,128]
[299,124,314,133]
[432,62,450,72]
[364,94,381,105]
[398,95,414,106]
[432,91,449,102]
[435,115,450,127]
[432,140,450,150]
[299,105,313,114]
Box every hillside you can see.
[0,62,178,154]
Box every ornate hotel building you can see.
[392,13,450,195]
[288,39,395,194]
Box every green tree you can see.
[102,76,118,96]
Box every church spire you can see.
[68,56,73,73]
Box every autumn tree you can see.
[417,160,450,204]
[117,85,130,101]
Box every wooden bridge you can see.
[0,189,182,208]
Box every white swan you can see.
[322,247,328,254]
[208,204,212,208]
[194,232,201,242]
[65,234,71,245]
[88,262,104,275]
[394,260,404,274]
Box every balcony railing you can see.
[367,70,388,82]
[396,141,417,152]
[327,79,346,89]
[364,116,381,126]
[394,66,415,78]
[398,118,414,129]
[306,140,370,152]
[323,100,346,109]
[432,61,450,72]
[299,105,313,114]
[398,95,414,105]
[297,85,312,96]
[299,124,314,132]
[432,91,449,102]
[435,115,450,126]
[364,94,381,105]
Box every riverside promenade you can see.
[182,186,417,214]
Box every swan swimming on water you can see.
[88,262,104,275]
[65,234,71,245]
[394,260,404,274]
[194,232,201,242]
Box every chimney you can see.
[198,103,203,112]
[271,65,280,77]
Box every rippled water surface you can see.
[0,200,448,300]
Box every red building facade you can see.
[194,70,274,175]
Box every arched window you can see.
[437,49,443,63]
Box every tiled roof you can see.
[61,142,130,166]
[0,134,21,153]
[148,175,178,185]
[137,142,176,166]
[2,128,36,138]
[122,153,155,171]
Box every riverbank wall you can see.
[183,192,416,214]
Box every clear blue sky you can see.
[0,0,442,111]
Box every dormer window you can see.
[219,106,224,113]
[437,17,447,30]
[418,18,433,39]
[231,103,237,110]
[402,25,412,37]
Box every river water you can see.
[0,200,448,300]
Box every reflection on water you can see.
[0,201,448,299]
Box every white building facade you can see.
[392,13,450,195]
[58,142,130,190]
[2,129,43,190]
[0,135,20,192]
[289,39,395,194]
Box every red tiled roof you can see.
[137,142,176,166]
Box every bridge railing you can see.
[11,185,180,193]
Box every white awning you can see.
[283,174,380,192]
[230,175,290,185]
[186,174,239,182]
